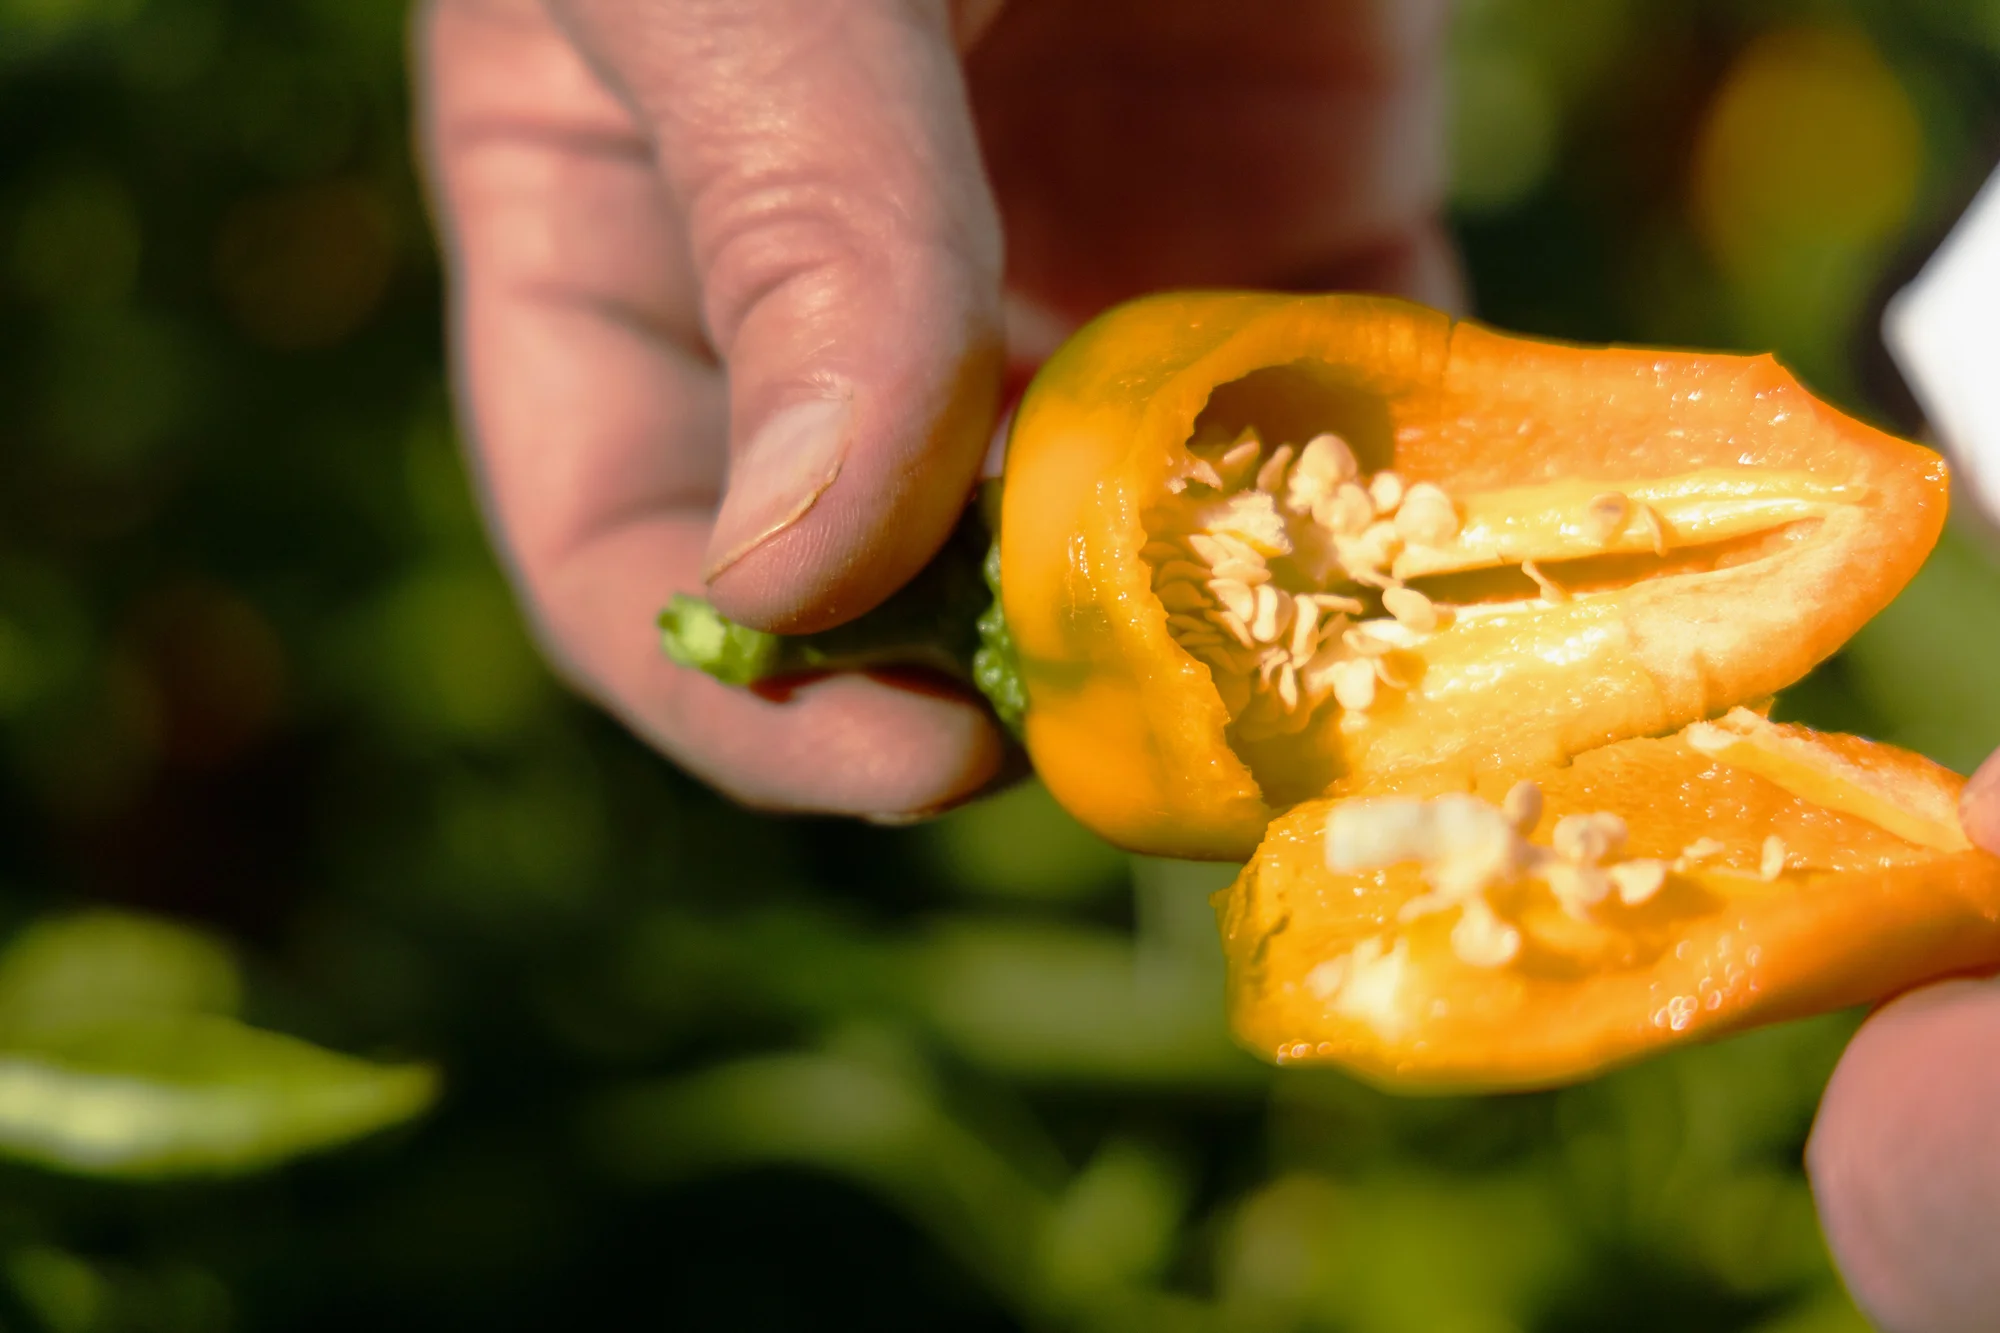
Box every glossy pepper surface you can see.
[1221,711,2000,1089]
[1000,292,1946,860]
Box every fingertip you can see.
[1961,749,2000,856]
[1809,978,2000,1333]
[705,330,1002,633]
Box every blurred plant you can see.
[2,0,1998,1329]
[1692,25,1925,389]
[0,912,434,1178]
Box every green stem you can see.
[659,489,1025,737]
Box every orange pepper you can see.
[1219,713,2000,1089]
[1001,290,1999,1086]
[1001,292,1945,860]
[675,289,1998,1086]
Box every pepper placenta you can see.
[664,290,2000,1089]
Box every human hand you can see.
[416,0,1455,818]
[1809,749,2000,1333]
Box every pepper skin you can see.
[1000,292,1945,860]
[1217,717,2000,1090]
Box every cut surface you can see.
[1141,350,1945,811]
[1001,293,1947,859]
[1216,719,2000,1090]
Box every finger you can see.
[1961,747,2000,854]
[419,0,718,565]
[549,0,1006,632]
[968,0,1452,318]
[1806,752,2000,1331]
[538,515,1006,816]
[418,0,1006,815]
[1809,977,2000,1333]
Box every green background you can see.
[3,0,2000,1329]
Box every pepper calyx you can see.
[656,494,1025,737]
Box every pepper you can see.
[663,290,2000,1088]
[1000,292,1946,859]
[1221,710,2000,1089]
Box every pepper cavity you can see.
[1143,427,1708,744]
[1321,782,1680,973]
[1145,429,1465,741]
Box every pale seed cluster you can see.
[1149,430,1461,739]
[1149,434,1676,738]
[1324,783,1686,969]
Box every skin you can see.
[415,0,1454,817]
[416,4,2000,1325]
[1810,750,2000,1333]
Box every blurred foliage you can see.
[0,0,1997,1329]
[0,913,435,1179]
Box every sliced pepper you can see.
[1002,292,1945,859]
[661,289,1992,1086]
[1217,709,2000,1090]
[664,291,1944,861]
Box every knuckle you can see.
[684,158,984,359]
[688,177,894,353]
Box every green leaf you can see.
[0,912,439,1177]
[0,911,241,1036]
[0,1013,436,1178]
[1037,1139,1188,1301]
[911,919,1259,1085]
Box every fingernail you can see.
[703,396,852,581]
[1963,750,2000,855]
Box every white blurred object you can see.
[1884,164,2000,525]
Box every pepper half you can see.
[1218,710,2000,1089]
[1002,292,1945,859]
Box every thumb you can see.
[1964,747,2000,855]
[551,0,1005,632]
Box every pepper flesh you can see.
[663,289,1979,1086]
[1217,715,2000,1090]
[1002,292,1946,859]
